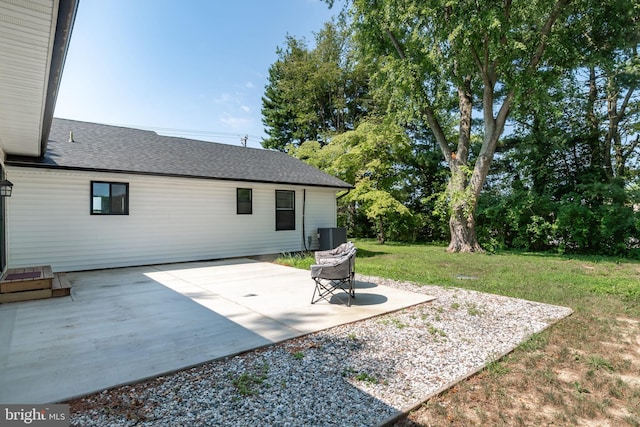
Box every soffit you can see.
[0,0,58,157]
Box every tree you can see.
[261,21,370,151]
[475,0,640,255]
[587,46,640,181]
[289,119,412,243]
[339,0,592,252]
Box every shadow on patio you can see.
[0,258,434,403]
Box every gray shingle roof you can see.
[6,118,352,189]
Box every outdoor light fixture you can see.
[0,179,13,197]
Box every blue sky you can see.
[54,1,337,149]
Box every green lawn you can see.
[278,238,639,315]
[277,239,640,425]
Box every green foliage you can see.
[478,67,640,256]
[342,366,382,385]
[586,356,615,373]
[347,0,584,234]
[265,0,639,255]
[380,317,409,329]
[478,33,640,257]
[343,0,638,251]
[261,21,370,150]
[425,323,447,338]
[478,183,639,257]
[476,187,554,252]
[518,333,549,352]
[230,364,269,396]
[466,303,483,317]
[556,184,636,255]
[290,119,415,243]
[486,359,510,377]
[275,252,314,270]
[354,371,379,384]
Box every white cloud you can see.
[214,93,235,104]
[245,81,255,89]
[220,114,251,130]
[240,105,250,113]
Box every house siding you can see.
[6,167,339,272]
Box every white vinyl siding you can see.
[303,189,338,250]
[6,167,340,271]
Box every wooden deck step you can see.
[0,266,70,303]
[52,273,72,298]
[0,289,52,303]
[1,266,54,293]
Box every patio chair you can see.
[310,242,357,306]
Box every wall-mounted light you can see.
[0,179,13,197]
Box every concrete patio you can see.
[0,258,434,404]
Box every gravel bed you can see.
[69,275,573,427]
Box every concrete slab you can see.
[0,259,434,404]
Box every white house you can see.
[5,119,351,271]
[0,0,78,274]
[0,0,350,273]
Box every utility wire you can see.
[104,122,264,147]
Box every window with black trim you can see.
[275,190,295,230]
[237,188,252,214]
[91,181,129,215]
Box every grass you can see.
[380,317,409,329]
[279,239,639,310]
[276,238,640,426]
[230,364,269,397]
[343,367,382,385]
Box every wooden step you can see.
[0,266,70,303]
[1,266,54,293]
[0,289,52,303]
[52,273,72,298]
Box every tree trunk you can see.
[447,203,482,252]
[446,159,483,252]
[606,76,636,178]
[445,76,482,253]
[376,216,386,244]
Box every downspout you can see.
[302,189,308,251]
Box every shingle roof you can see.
[6,118,352,189]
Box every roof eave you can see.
[39,0,79,156]
[4,161,354,190]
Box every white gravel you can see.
[69,275,573,427]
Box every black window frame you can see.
[237,188,253,215]
[275,190,295,231]
[91,181,129,215]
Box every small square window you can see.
[275,190,295,230]
[91,181,129,215]
[237,188,252,214]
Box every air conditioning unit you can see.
[317,227,347,250]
